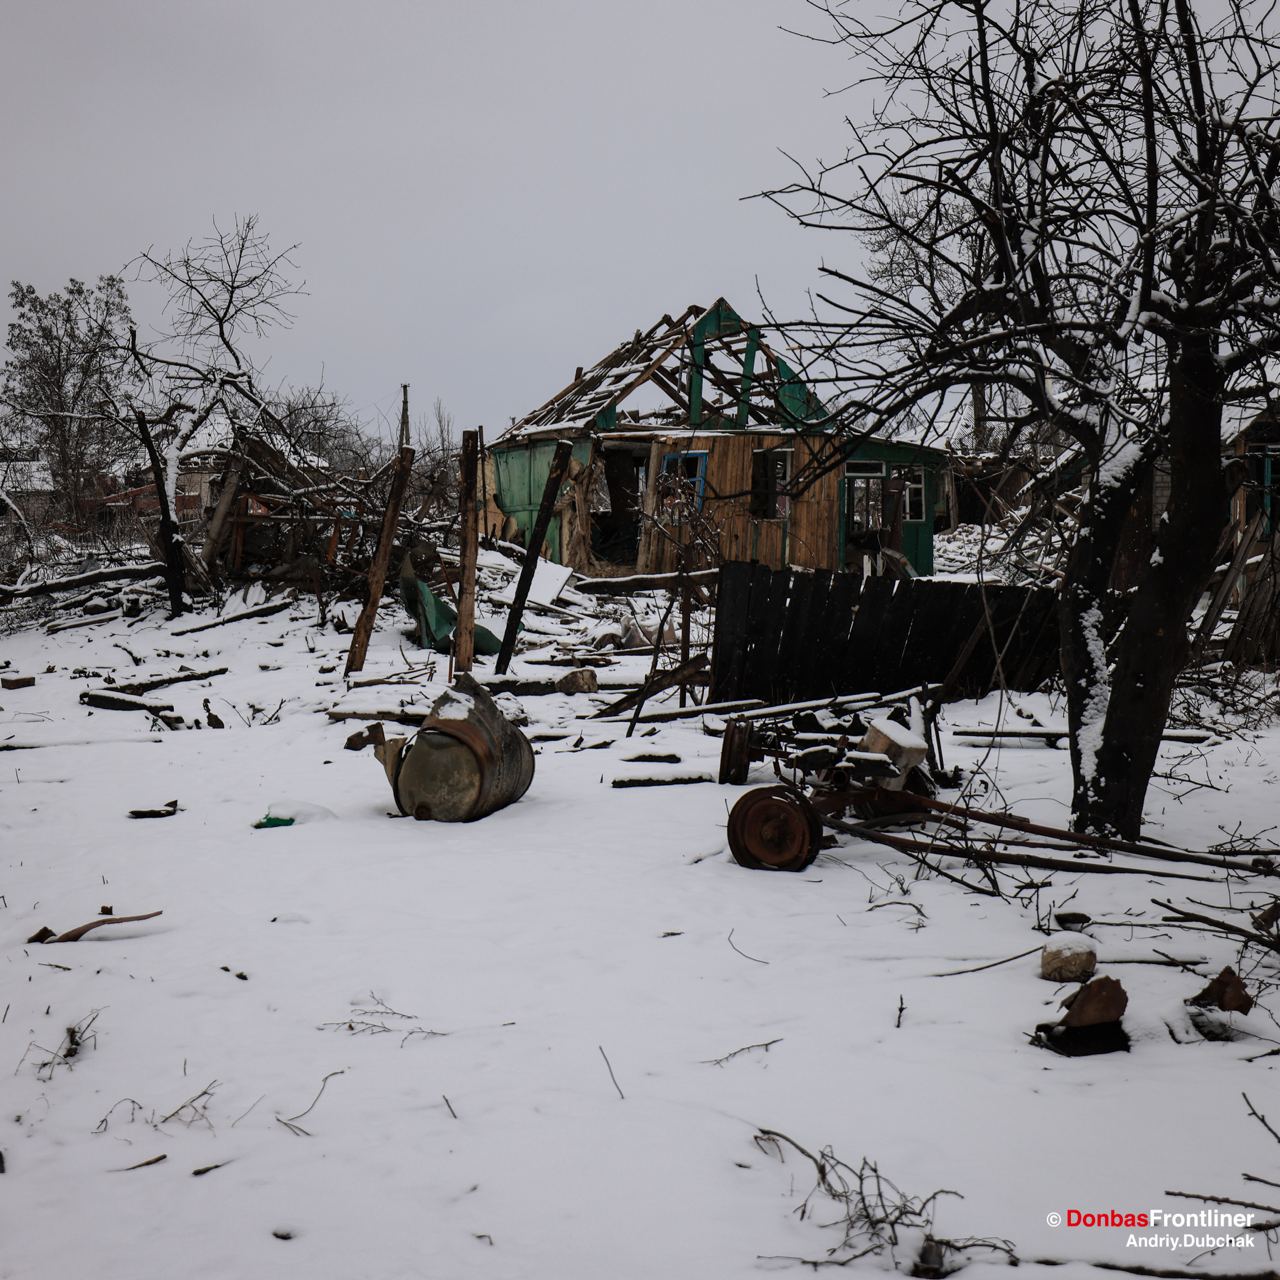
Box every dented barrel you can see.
[387,674,534,822]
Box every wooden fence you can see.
[709,562,1059,704]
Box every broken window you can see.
[750,447,791,518]
[659,451,708,511]
[844,460,885,535]
[899,465,926,522]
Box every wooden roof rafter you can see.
[502,298,829,441]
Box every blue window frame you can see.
[660,451,708,510]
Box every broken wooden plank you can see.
[610,774,714,789]
[495,439,574,675]
[326,708,433,728]
[575,569,718,596]
[595,697,767,725]
[589,654,708,719]
[344,445,416,677]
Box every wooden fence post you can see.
[454,430,480,673]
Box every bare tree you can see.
[765,0,1280,837]
[2,276,137,527]
[114,216,305,613]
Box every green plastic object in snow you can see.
[402,577,501,657]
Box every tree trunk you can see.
[1061,341,1227,838]
[134,410,187,617]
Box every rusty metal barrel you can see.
[390,674,535,822]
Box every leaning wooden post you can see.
[476,425,489,539]
[454,430,480,673]
[494,439,573,675]
[344,444,416,677]
[678,549,692,708]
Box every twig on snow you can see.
[276,1069,346,1137]
[727,928,769,965]
[598,1045,625,1100]
[702,1038,783,1067]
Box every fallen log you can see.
[47,611,123,633]
[0,562,166,601]
[950,726,1214,746]
[80,691,175,714]
[114,667,228,696]
[171,600,292,636]
[26,910,164,944]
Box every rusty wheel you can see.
[727,785,821,872]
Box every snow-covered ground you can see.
[2,591,1278,1280]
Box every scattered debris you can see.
[1040,933,1098,983]
[1188,966,1254,1016]
[128,800,182,820]
[1036,976,1130,1056]
[114,1154,168,1172]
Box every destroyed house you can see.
[487,300,947,577]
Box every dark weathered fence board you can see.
[843,575,894,694]
[774,569,816,704]
[743,562,789,701]
[709,562,1058,704]
[708,561,753,700]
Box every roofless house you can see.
[487,300,947,578]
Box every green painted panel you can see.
[490,439,591,564]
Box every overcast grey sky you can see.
[1,0,863,441]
